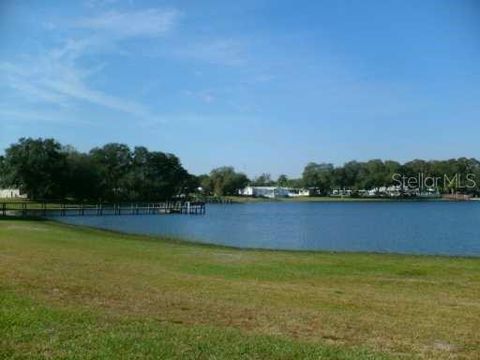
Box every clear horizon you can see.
[1,0,479,178]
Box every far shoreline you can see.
[222,195,475,204]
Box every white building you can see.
[239,186,310,199]
[0,188,27,199]
[287,188,311,197]
[331,189,353,196]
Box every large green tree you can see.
[141,151,190,200]
[89,143,132,201]
[2,138,69,200]
[64,150,103,201]
[89,144,192,201]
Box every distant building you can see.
[350,186,440,198]
[331,189,352,197]
[0,188,27,199]
[239,186,310,198]
[287,188,311,197]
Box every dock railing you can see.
[0,201,206,217]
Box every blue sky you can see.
[1,0,479,177]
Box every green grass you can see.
[0,291,385,360]
[1,219,479,359]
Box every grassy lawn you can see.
[1,219,479,359]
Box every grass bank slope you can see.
[1,219,479,359]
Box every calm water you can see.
[56,201,480,256]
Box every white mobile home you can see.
[287,188,311,197]
[239,186,310,199]
[0,188,27,199]
[239,186,290,198]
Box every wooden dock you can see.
[0,201,206,217]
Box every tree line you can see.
[0,138,196,201]
[1,138,479,200]
[300,159,480,195]
[198,159,480,196]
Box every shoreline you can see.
[223,196,470,203]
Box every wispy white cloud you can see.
[2,5,249,127]
[1,6,182,124]
[1,37,158,122]
[74,8,180,39]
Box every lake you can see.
[56,201,480,256]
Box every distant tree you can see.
[286,178,303,188]
[363,159,386,190]
[144,151,190,200]
[252,173,274,186]
[126,146,150,200]
[302,162,334,195]
[333,167,348,189]
[121,147,191,200]
[209,167,249,196]
[183,174,201,195]
[2,138,69,200]
[472,160,480,196]
[0,155,5,186]
[384,160,401,186]
[277,174,289,187]
[341,161,361,189]
[403,159,430,178]
[64,150,102,201]
[197,174,213,195]
[89,143,132,201]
